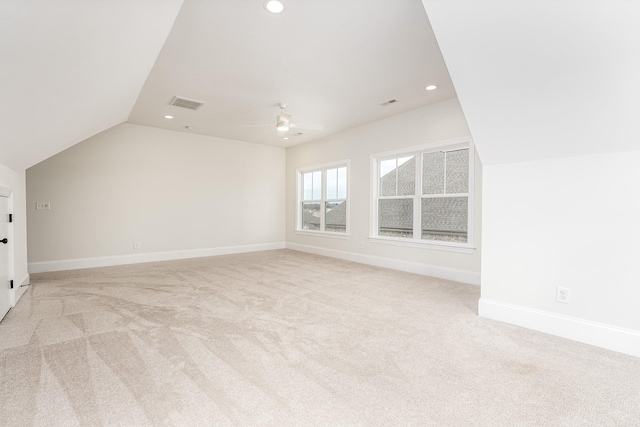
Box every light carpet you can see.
[1,249,639,426]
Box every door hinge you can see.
[10,280,13,289]
[8,214,12,223]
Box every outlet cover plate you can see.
[556,286,570,304]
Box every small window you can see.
[298,162,349,235]
[371,139,473,248]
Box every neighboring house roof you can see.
[302,202,347,229]
[379,158,417,231]
[302,210,320,228]
[378,156,467,233]
[325,202,346,226]
[380,157,416,197]
[378,197,467,233]
[421,197,467,233]
[378,199,413,231]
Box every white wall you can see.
[480,151,640,356]
[27,123,285,272]
[0,163,29,305]
[285,98,481,284]
[421,1,640,356]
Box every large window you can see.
[298,162,348,235]
[372,139,473,248]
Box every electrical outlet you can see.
[36,202,51,210]
[133,242,140,250]
[556,286,570,304]
[359,242,364,249]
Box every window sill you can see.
[295,230,350,240]
[368,237,475,254]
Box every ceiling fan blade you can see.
[290,123,324,131]
[240,124,274,128]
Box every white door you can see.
[0,196,10,321]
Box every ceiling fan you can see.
[241,103,323,133]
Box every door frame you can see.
[0,185,14,321]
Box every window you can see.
[298,161,348,235]
[372,139,473,249]
[378,156,415,237]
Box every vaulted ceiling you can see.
[2,1,639,172]
[422,0,640,165]
[0,0,184,170]
[1,0,454,171]
[129,0,455,148]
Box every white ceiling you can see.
[4,0,637,172]
[0,0,184,171]
[128,0,456,148]
[423,0,640,165]
[1,0,455,171]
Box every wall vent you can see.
[380,99,398,106]
[169,96,205,110]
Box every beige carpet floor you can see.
[0,249,639,426]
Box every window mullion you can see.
[443,151,448,195]
[298,173,303,230]
[320,169,326,231]
[413,152,422,240]
[395,159,399,197]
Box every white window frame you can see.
[370,137,475,253]
[296,160,350,239]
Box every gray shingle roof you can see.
[302,202,346,232]
[378,151,469,238]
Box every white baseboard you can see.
[28,242,286,274]
[479,298,640,358]
[10,274,30,306]
[285,242,480,285]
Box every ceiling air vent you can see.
[380,99,398,106]
[169,96,205,111]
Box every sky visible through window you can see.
[380,156,412,178]
[326,167,347,199]
[304,167,346,200]
[303,171,321,200]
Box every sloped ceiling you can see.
[1,0,457,172]
[8,1,638,173]
[128,0,455,148]
[422,0,640,166]
[0,0,184,171]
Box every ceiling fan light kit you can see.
[276,110,291,131]
[241,103,323,135]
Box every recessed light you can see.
[264,0,284,13]
[164,115,174,119]
[425,85,438,91]
[283,137,289,140]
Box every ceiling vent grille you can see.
[380,99,398,106]
[169,96,205,110]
